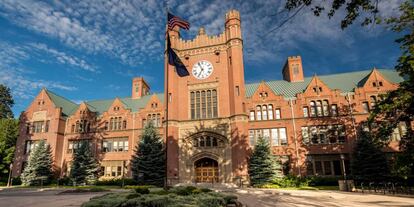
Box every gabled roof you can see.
[245,69,404,98]
[45,89,78,116]
[85,93,164,115]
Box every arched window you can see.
[193,135,222,148]
[322,100,329,116]
[212,90,218,118]
[190,89,218,119]
[75,121,80,133]
[123,120,127,129]
[195,91,201,119]
[310,101,316,117]
[262,105,268,120]
[110,118,114,131]
[71,124,75,133]
[207,90,212,118]
[190,92,195,119]
[201,91,206,119]
[268,104,273,120]
[316,101,323,117]
[256,105,262,120]
[212,138,218,147]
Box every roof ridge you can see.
[45,89,78,105]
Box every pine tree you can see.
[248,137,282,186]
[351,131,389,182]
[70,140,99,185]
[21,140,53,186]
[131,122,165,187]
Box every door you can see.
[195,157,218,183]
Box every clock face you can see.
[192,60,213,80]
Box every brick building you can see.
[12,10,406,185]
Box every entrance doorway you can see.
[195,157,218,183]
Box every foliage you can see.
[70,140,100,185]
[0,119,18,177]
[60,186,108,194]
[248,136,282,186]
[271,174,310,188]
[81,187,237,207]
[351,130,389,181]
[134,186,150,194]
[0,84,14,119]
[285,0,382,29]
[96,178,137,186]
[131,122,165,187]
[21,140,53,186]
[308,176,341,186]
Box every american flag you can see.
[168,12,190,30]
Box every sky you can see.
[0,0,404,117]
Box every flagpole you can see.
[164,6,169,189]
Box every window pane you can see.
[250,111,255,121]
[256,106,262,120]
[262,105,268,120]
[275,109,281,119]
[279,128,287,145]
[249,130,255,146]
[268,105,273,120]
[323,100,329,116]
[201,91,206,119]
[196,91,200,119]
[316,101,323,117]
[324,161,332,175]
[191,92,195,119]
[301,127,309,144]
[212,90,218,118]
[271,128,279,146]
[207,90,212,118]
[303,107,308,117]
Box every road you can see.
[230,188,414,207]
[0,188,106,207]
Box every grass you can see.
[273,186,339,191]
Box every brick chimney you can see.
[282,56,304,82]
[131,77,150,99]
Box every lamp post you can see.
[6,163,13,187]
[340,154,348,191]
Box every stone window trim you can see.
[189,131,227,148]
[308,100,337,118]
[190,89,218,120]
[250,104,279,121]
[102,137,129,153]
[26,120,50,134]
[249,128,288,147]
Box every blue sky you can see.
[0,0,403,117]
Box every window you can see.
[322,100,329,116]
[236,86,240,96]
[379,81,383,87]
[362,102,369,113]
[25,140,41,154]
[249,128,287,146]
[303,107,309,118]
[102,137,129,152]
[306,155,348,176]
[102,162,125,177]
[190,89,217,119]
[193,136,221,148]
[275,109,281,119]
[373,82,377,87]
[302,125,346,145]
[146,113,161,127]
[256,106,262,121]
[370,96,377,108]
[45,120,50,132]
[316,101,323,117]
[33,121,44,133]
[108,117,125,130]
[331,104,338,116]
[262,105,268,120]
[249,111,255,121]
[268,105,273,120]
[67,140,91,153]
[310,101,316,117]
[391,122,408,141]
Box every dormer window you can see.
[373,82,377,87]
[379,81,383,87]
[313,87,317,93]
[319,87,322,92]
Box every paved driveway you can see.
[230,188,414,207]
[0,188,106,207]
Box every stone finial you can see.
[198,27,206,35]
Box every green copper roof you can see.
[83,93,165,115]
[245,69,404,98]
[45,89,78,116]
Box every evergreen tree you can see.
[248,137,282,186]
[70,140,99,185]
[0,119,18,177]
[21,140,53,186]
[0,84,14,119]
[131,122,165,187]
[351,131,389,182]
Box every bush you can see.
[171,186,197,196]
[96,178,137,186]
[271,175,310,188]
[125,193,141,200]
[223,195,238,205]
[197,194,225,207]
[134,186,150,194]
[308,176,340,186]
[81,193,128,207]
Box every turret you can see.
[282,56,304,82]
[132,77,150,99]
[225,10,242,41]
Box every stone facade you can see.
[12,10,406,185]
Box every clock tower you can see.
[164,10,249,185]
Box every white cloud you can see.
[0,41,77,99]
[28,43,98,72]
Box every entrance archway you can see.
[194,157,218,183]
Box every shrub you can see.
[308,176,340,186]
[96,178,137,186]
[271,175,310,188]
[134,186,150,194]
[223,195,238,205]
[171,186,197,196]
[125,193,141,200]
[197,194,225,207]
[82,193,129,207]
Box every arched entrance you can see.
[194,157,219,183]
